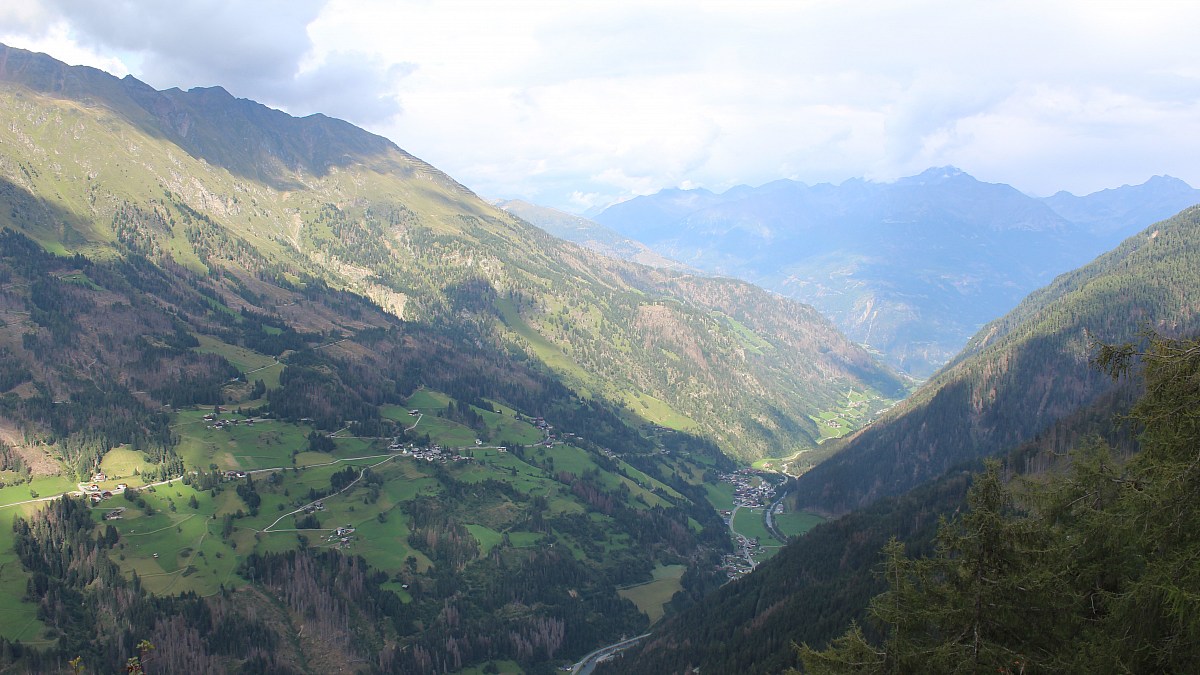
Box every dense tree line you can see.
[6,496,297,673]
[800,333,1200,673]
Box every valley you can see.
[0,30,1196,675]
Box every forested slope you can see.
[0,44,903,673]
[0,43,903,463]
[602,207,1200,674]
[803,333,1200,673]
[792,205,1200,515]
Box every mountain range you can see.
[2,40,1200,674]
[0,43,904,464]
[594,168,1200,377]
[0,43,908,672]
[600,202,1200,675]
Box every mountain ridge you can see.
[0,42,903,463]
[594,168,1200,377]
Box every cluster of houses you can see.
[326,525,357,549]
[719,469,778,509]
[719,544,759,580]
[301,501,327,515]
[80,472,129,503]
[389,440,474,464]
[202,413,258,430]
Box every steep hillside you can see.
[792,205,1200,515]
[0,43,911,672]
[0,44,903,463]
[596,168,1199,377]
[601,375,1147,675]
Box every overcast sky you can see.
[3,0,1198,212]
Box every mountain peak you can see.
[902,165,969,185]
[1142,174,1194,192]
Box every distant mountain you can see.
[595,168,1200,377]
[793,204,1200,515]
[601,205,1200,675]
[1040,174,1200,237]
[494,199,688,270]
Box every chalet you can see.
[101,491,113,499]
[116,483,128,491]
[409,410,420,416]
[92,471,107,482]
[87,484,100,492]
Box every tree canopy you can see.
[800,332,1200,673]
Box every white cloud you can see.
[2,0,1199,211]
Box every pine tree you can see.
[800,333,1200,673]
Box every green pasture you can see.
[109,482,243,596]
[174,411,312,471]
[774,511,825,538]
[622,391,696,431]
[505,531,543,548]
[732,507,782,546]
[60,272,102,290]
[333,511,433,574]
[527,444,666,509]
[403,389,452,410]
[618,564,686,624]
[380,581,413,604]
[409,414,479,447]
[99,446,152,479]
[616,458,683,500]
[0,507,49,644]
[193,334,275,373]
[495,298,593,390]
[0,475,76,507]
[529,444,597,477]
[703,481,736,512]
[466,524,504,555]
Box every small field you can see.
[703,481,736,512]
[0,508,49,645]
[622,391,696,431]
[732,507,783,546]
[618,564,686,624]
[774,511,825,538]
[810,388,896,442]
[99,446,151,478]
[193,335,277,374]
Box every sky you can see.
[2,0,1199,213]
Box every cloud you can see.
[2,0,1199,210]
[4,0,407,126]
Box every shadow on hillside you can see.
[0,176,94,249]
[1,43,400,192]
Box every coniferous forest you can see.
[800,333,1200,673]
